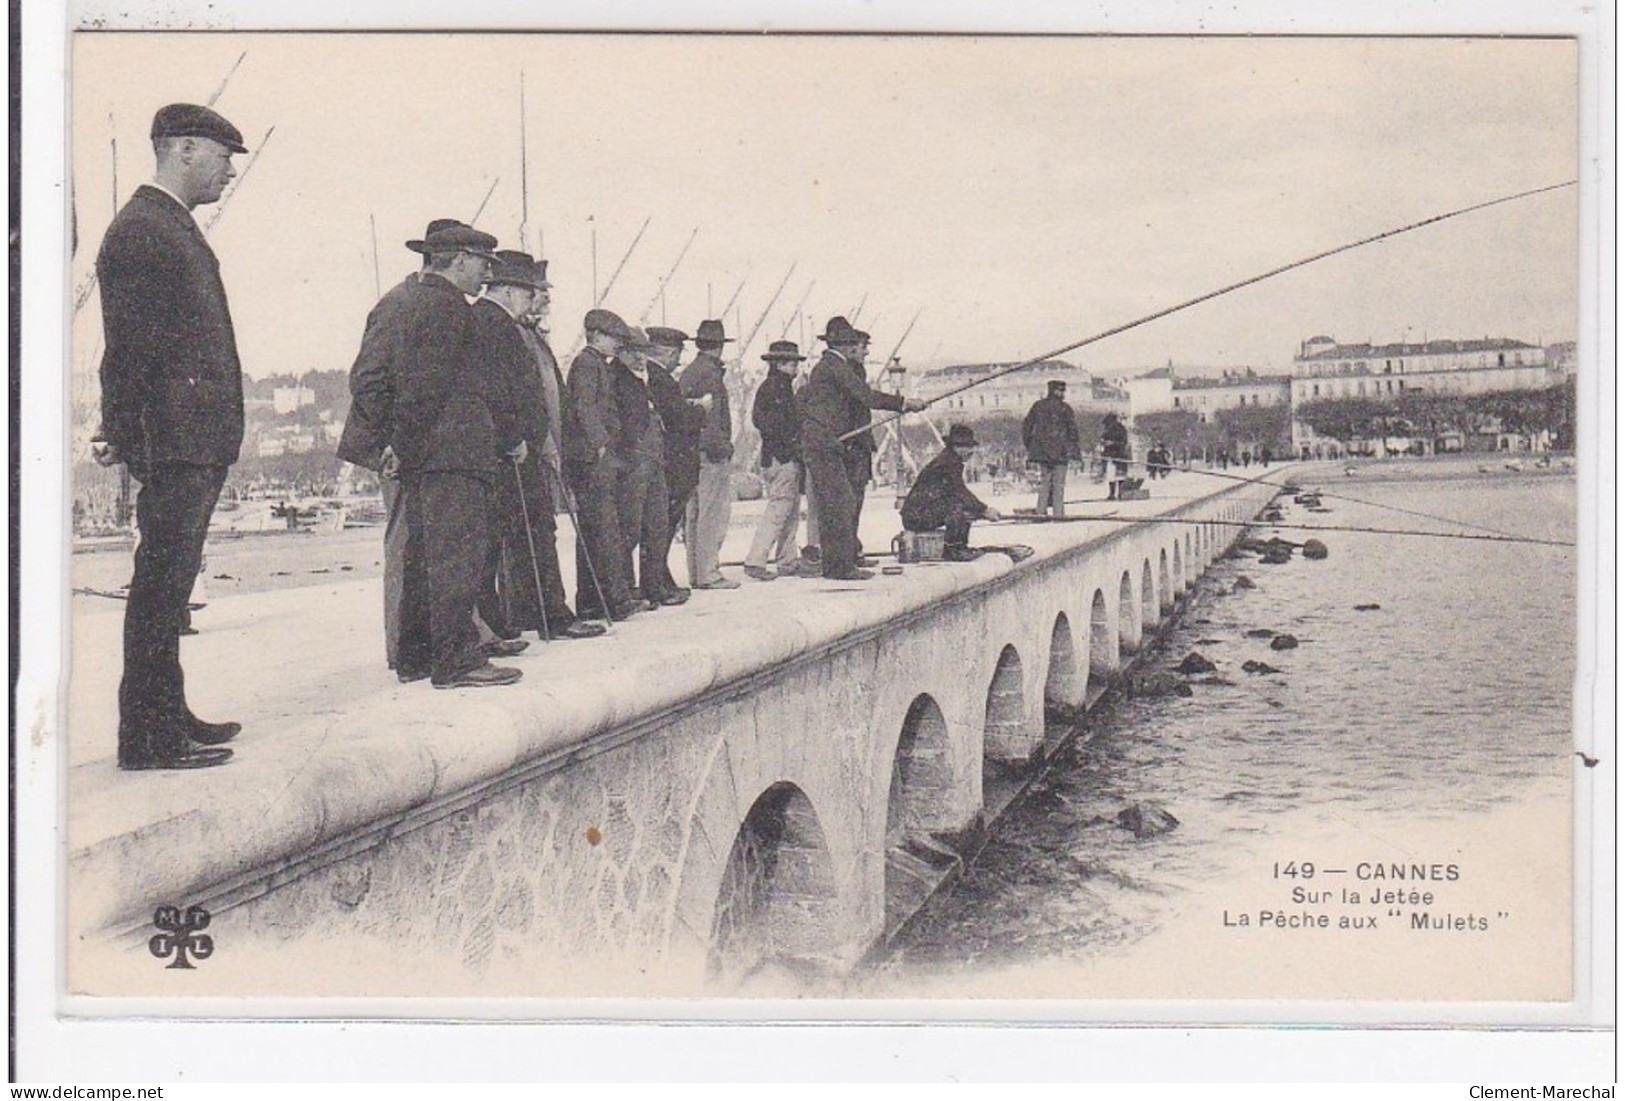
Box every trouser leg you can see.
[746,460,799,569]
[944,505,977,549]
[569,459,630,616]
[638,460,671,598]
[769,461,803,569]
[806,450,857,576]
[1051,464,1068,515]
[532,467,574,626]
[690,460,733,585]
[381,477,407,669]
[803,480,821,555]
[477,486,512,637]
[118,463,226,755]
[418,472,490,682]
[843,448,870,556]
[397,476,433,677]
[615,455,652,596]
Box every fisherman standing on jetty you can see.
[680,319,739,590]
[567,309,639,621]
[799,316,926,580]
[643,326,706,603]
[93,103,248,769]
[901,424,1003,560]
[1022,379,1082,517]
[1101,411,1132,500]
[743,340,809,581]
[610,327,673,609]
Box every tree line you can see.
[1294,378,1575,453]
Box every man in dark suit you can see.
[387,222,527,689]
[565,308,638,620]
[797,316,926,580]
[1022,379,1082,516]
[92,104,248,771]
[902,424,1003,560]
[643,326,706,600]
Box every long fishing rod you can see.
[841,180,1577,444]
[517,71,530,250]
[469,176,501,227]
[1125,461,1543,543]
[639,226,700,325]
[1031,510,1574,550]
[206,50,248,107]
[596,217,651,308]
[719,273,750,319]
[738,263,797,359]
[199,124,276,238]
[881,307,923,368]
[368,213,382,298]
[848,291,869,322]
[777,278,816,340]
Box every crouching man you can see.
[899,424,1002,562]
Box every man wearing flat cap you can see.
[566,309,638,620]
[902,424,1003,561]
[1022,379,1082,517]
[743,340,809,580]
[643,326,707,602]
[92,103,249,770]
[382,222,529,688]
[678,319,739,590]
[798,317,927,580]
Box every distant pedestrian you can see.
[679,319,739,590]
[901,424,1002,560]
[93,103,249,769]
[744,340,808,580]
[1021,379,1081,516]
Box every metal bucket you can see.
[892,530,945,563]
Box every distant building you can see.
[273,385,317,416]
[1171,369,1292,422]
[1115,366,1175,419]
[914,360,1128,417]
[1545,340,1577,380]
[1289,335,1553,457]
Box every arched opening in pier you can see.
[1185,532,1193,577]
[708,782,838,988]
[1089,588,1114,692]
[1118,570,1138,652]
[887,695,956,847]
[1044,612,1082,712]
[1140,559,1157,630]
[982,643,1032,763]
[1159,549,1173,612]
[1171,540,1184,594]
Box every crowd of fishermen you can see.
[336,218,944,690]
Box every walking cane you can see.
[510,456,551,643]
[552,464,615,630]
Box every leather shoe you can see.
[479,637,530,658]
[432,662,523,689]
[397,668,430,684]
[855,555,879,568]
[743,566,777,581]
[945,545,985,563]
[551,620,608,640]
[825,568,874,581]
[609,603,641,621]
[658,589,689,606]
[119,740,233,771]
[694,576,741,590]
[189,716,241,745]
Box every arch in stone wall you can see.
[982,643,1033,762]
[708,781,840,988]
[1140,558,1157,629]
[886,695,958,846]
[1171,538,1184,594]
[1044,611,1083,710]
[1159,548,1173,612]
[1089,587,1114,692]
[1118,569,1138,652]
[1185,531,1193,576]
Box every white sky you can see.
[69,33,1578,381]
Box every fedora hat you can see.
[762,340,806,363]
[151,103,247,154]
[694,319,733,345]
[486,249,545,290]
[406,220,498,258]
[583,307,635,343]
[532,258,553,290]
[946,424,978,448]
[817,316,870,345]
[645,326,689,349]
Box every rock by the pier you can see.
[1195,637,1223,645]
[1234,575,1257,591]
[1302,539,1329,560]
[1175,652,1217,675]
[1242,659,1282,675]
[1259,543,1294,565]
[1129,672,1194,699]
[1245,628,1277,638]
[1269,634,1300,651]
[1354,603,1381,612]
[1195,674,1236,687]
[1117,802,1180,839]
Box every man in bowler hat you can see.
[92,103,249,769]
[679,319,739,589]
[1022,379,1082,516]
[902,424,1003,560]
[798,316,927,580]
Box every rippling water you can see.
[874,470,1577,987]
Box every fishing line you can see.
[1021,511,1575,550]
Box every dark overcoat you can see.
[751,369,801,465]
[901,447,987,531]
[797,348,906,456]
[566,345,618,466]
[678,351,734,463]
[647,363,703,499]
[1022,394,1083,464]
[96,185,244,469]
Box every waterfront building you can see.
[1170,369,1292,421]
[916,360,1129,417]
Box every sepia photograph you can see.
[39,21,1602,1034]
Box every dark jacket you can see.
[96,185,244,468]
[901,448,987,532]
[1022,394,1082,465]
[1101,415,1130,461]
[678,350,734,463]
[797,349,906,456]
[648,363,702,498]
[751,369,800,465]
[610,361,662,462]
[392,296,522,481]
[566,345,618,465]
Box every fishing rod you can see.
[738,263,798,359]
[207,50,248,107]
[368,213,382,298]
[517,71,530,250]
[881,307,923,368]
[1027,510,1575,550]
[840,180,1577,444]
[849,291,869,322]
[719,273,750,319]
[199,124,276,238]
[639,226,700,325]
[468,175,501,227]
[597,217,651,308]
[777,278,816,340]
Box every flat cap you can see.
[645,326,689,348]
[583,307,634,342]
[151,103,247,154]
